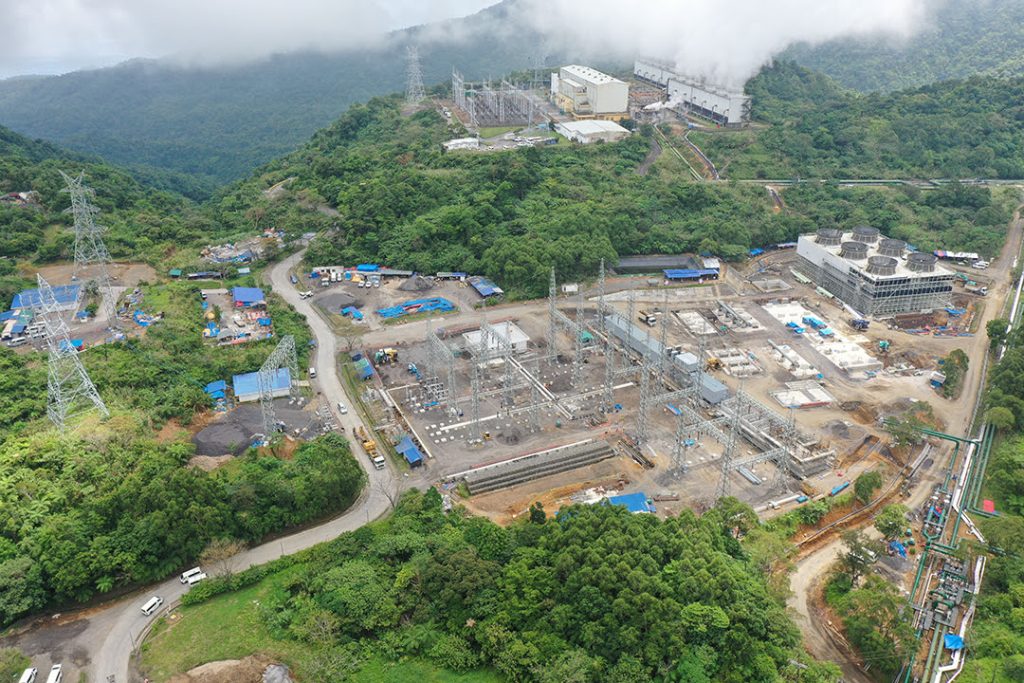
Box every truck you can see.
[356,425,386,470]
[966,284,988,296]
[638,310,659,327]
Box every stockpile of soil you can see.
[316,292,359,311]
[169,655,294,683]
[399,275,434,292]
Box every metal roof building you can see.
[615,255,702,274]
[554,120,630,144]
[232,287,266,307]
[232,367,291,403]
[12,284,81,312]
[463,321,530,354]
[551,65,629,117]
[395,436,424,467]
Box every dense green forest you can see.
[0,124,200,263]
[0,279,352,627]
[691,62,1024,180]
[234,79,1012,298]
[149,491,839,683]
[781,0,1024,92]
[0,429,363,628]
[0,2,550,191]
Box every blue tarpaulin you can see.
[943,635,964,651]
[467,275,504,298]
[749,248,765,256]
[205,380,227,394]
[606,492,654,513]
[356,263,380,272]
[889,540,907,558]
[663,268,719,280]
[354,358,373,380]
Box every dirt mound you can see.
[316,292,359,311]
[399,275,434,292]
[169,655,293,683]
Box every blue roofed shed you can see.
[606,492,654,513]
[232,367,291,402]
[467,275,504,298]
[395,436,424,467]
[13,284,81,311]
[354,357,373,380]
[232,287,266,307]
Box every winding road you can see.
[3,250,397,683]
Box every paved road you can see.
[5,249,397,683]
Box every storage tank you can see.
[907,252,937,272]
[840,241,868,260]
[815,228,843,246]
[866,256,897,276]
[878,238,906,258]
[852,225,880,244]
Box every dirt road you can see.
[786,202,1024,676]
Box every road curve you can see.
[85,249,398,683]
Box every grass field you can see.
[478,126,518,139]
[139,564,503,682]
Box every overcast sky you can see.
[0,0,500,78]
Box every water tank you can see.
[840,241,868,260]
[866,256,897,276]
[815,228,843,246]
[878,238,905,258]
[852,225,880,244]
[907,252,937,272]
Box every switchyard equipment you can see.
[795,228,954,316]
[452,68,540,128]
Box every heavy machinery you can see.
[374,347,399,365]
[849,318,870,331]
[879,340,891,354]
[705,357,722,371]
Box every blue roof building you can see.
[232,287,266,306]
[606,492,655,513]
[232,367,291,402]
[12,284,81,311]
[395,436,424,467]
[467,276,504,298]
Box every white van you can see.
[141,596,163,616]
[180,566,202,584]
[6,337,27,347]
[18,667,37,683]
[187,572,208,586]
[309,367,317,378]
[337,402,348,414]
[44,664,61,683]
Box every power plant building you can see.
[795,228,954,316]
[633,57,751,126]
[550,65,629,119]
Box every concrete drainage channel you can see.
[454,439,615,494]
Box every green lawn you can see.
[140,550,501,682]
[478,126,517,139]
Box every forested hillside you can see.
[691,62,1024,180]
[0,2,550,193]
[0,124,202,267]
[782,0,1024,92]
[146,490,840,682]
[233,74,1013,298]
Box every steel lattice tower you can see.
[37,274,108,430]
[715,395,742,501]
[258,335,300,442]
[547,268,558,367]
[61,171,118,327]
[406,46,426,105]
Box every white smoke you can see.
[517,0,933,88]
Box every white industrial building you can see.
[795,228,955,316]
[550,65,629,119]
[634,57,751,126]
[554,120,630,144]
[463,321,531,354]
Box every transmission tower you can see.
[715,396,742,501]
[258,335,300,442]
[406,45,426,105]
[572,290,585,390]
[37,274,108,430]
[61,171,118,327]
[547,268,558,367]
